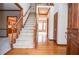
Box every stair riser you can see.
[22,28,34,29]
[25,23,35,24]
[20,31,34,33]
[24,25,34,26]
[20,33,34,36]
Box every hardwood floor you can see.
[6,41,66,55]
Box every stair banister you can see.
[34,14,38,48]
[11,6,31,45]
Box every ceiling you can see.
[0,3,20,10]
[38,7,50,15]
[36,3,54,6]
[38,8,49,15]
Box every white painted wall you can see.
[57,4,68,44]
[0,38,11,55]
[19,3,31,25]
[49,3,68,45]
[30,3,36,13]
[48,6,54,40]
[48,4,59,40]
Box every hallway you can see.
[6,41,66,55]
[1,3,79,55]
[4,4,67,55]
[0,3,68,55]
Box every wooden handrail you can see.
[13,6,31,28]
[11,6,31,45]
[23,6,31,27]
[33,14,38,48]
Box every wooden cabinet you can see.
[67,3,79,55]
[70,39,79,54]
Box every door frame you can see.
[37,16,49,46]
[53,12,58,43]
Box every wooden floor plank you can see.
[6,41,66,55]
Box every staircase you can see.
[13,13,36,48]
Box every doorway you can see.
[37,19,48,45]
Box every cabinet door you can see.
[70,40,79,55]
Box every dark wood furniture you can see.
[67,3,79,55]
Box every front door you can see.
[67,3,79,55]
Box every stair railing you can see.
[33,14,38,48]
[10,6,31,46]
